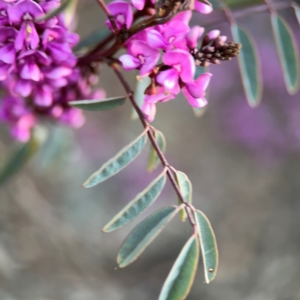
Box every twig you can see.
[111,62,196,226]
[94,0,119,34]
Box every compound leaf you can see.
[83,131,147,188]
[195,210,218,283]
[69,96,126,111]
[117,206,179,267]
[159,235,199,300]
[102,172,166,232]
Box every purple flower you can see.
[106,0,133,30]
[0,95,35,142]
[0,0,100,141]
[8,0,45,50]
[119,40,160,75]
[182,73,212,108]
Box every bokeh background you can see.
[1,1,300,299]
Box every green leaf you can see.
[159,236,199,300]
[147,130,166,172]
[175,171,192,222]
[271,13,300,95]
[83,131,148,188]
[231,23,262,107]
[0,128,46,185]
[69,96,126,111]
[195,210,218,283]
[132,76,151,120]
[35,0,74,22]
[103,172,166,232]
[293,3,300,25]
[117,206,179,267]
[74,28,111,53]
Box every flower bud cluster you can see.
[0,0,103,142]
[106,0,218,121]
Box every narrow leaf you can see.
[147,130,166,172]
[175,171,192,222]
[74,28,111,53]
[69,96,126,111]
[83,131,148,188]
[231,23,262,107]
[103,172,166,232]
[0,129,45,185]
[36,0,74,22]
[293,3,300,25]
[117,206,179,267]
[132,76,151,120]
[195,210,218,283]
[271,13,300,95]
[159,236,199,300]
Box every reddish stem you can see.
[112,62,196,226]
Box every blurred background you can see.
[1,0,300,299]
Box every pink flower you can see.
[142,101,156,122]
[131,0,155,10]
[186,26,204,49]
[106,0,133,30]
[141,87,175,121]
[194,2,213,14]
[157,49,195,94]
[182,73,212,108]
[119,40,160,75]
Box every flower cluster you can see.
[0,0,103,142]
[106,0,216,121]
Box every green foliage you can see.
[69,96,126,111]
[147,129,166,172]
[231,23,262,107]
[132,76,151,120]
[102,171,167,232]
[117,206,180,267]
[195,210,219,283]
[83,131,148,188]
[174,170,192,222]
[159,236,200,300]
[271,13,300,95]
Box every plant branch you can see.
[111,62,196,226]
[94,0,119,34]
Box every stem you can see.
[111,62,196,226]
[94,0,119,34]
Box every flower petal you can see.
[119,54,140,70]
